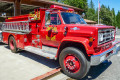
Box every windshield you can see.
[61,12,87,24]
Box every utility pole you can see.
[98,0,99,24]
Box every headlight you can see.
[98,33,104,41]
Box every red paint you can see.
[2,5,115,59]
[50,5,74,11]
[64,55,80,73]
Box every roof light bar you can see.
[50,5,74,11]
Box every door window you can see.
[51,14,61,25]
[45,12,51,26]
[45,12,61,27]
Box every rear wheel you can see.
[59,47,90,79]
[9,36,18,53]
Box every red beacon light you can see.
[50,5,74,12]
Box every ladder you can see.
[2,21,31,33]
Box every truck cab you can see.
[41,10,86,47]
[1,5,119,79]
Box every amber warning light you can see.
[50,5,74,11]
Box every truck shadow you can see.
[0,42,6,46]
[81,61,112,80]
[19,50,60,69]
[4,46,59,69]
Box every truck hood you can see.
[65,24,114,29]
[65,24,115,37]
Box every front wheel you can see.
[59,47,90,79]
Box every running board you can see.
[24,46,57,60]
[42,45,58,55]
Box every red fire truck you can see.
[0,5,119,79]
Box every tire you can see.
[59,47,90,79]
[9,36,18,53]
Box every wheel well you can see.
[57,41,90,61]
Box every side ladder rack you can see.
[2,21,31,33]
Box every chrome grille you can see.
[98,29,115,45]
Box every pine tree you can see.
[51,0,59,2]
[98,5,113,25]
[116,11,120,28]
[111,8,117,27]
[61,0,88,12]
[86,0,96,21]
[89,0,94,9]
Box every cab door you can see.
[41,11,64,47]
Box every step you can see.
[42,45,58,55]
[24,46,57,60]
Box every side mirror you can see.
[45,24,50,27]
[82,13,85,18]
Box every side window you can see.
[45,11,51,26]
[45,12,61,27]
[51,14,61,25]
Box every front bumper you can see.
[91,44,119,66]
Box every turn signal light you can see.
[89,37,94,42]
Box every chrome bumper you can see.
[91,44,119,66]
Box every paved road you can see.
[0,35,120,80]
